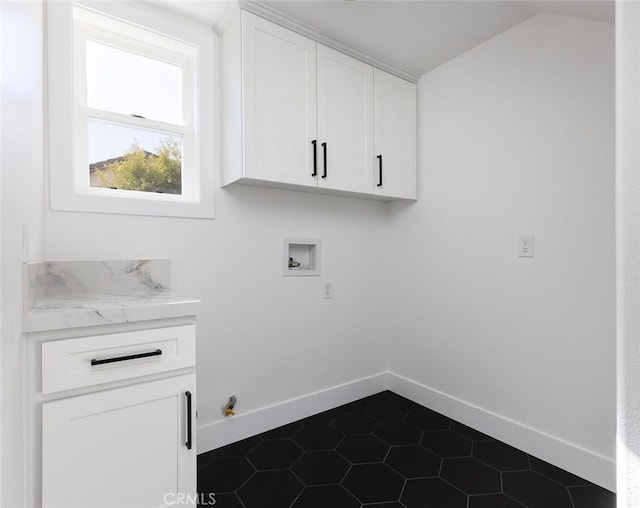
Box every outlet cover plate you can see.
[323,281,334,300]
[519,234,534,257]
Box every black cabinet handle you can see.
[377,155,383,187]
[311,140,317,177]
[322,142,327,179]
[186,391,193,450]
[90,349,162,366]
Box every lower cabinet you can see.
[36,323,198,508]
[42,373,196,508]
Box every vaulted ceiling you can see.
[159,0,614,79]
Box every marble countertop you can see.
[23,260,201,333]
[23,292,201,333]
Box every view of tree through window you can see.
[91,138,182,194]
[49,2,214,218]
[85,38,185,195]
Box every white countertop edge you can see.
[23,296,202,333]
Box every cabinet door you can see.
[42,374,196,508]
[317,45,373,193]
[373,69,417,199]
[242,12,317,186]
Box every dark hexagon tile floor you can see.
[294,424,343,451]
[198,391,615,508]
[197,456,255,493]
[473,439,530,472]
[441,457,501,495]
[421,429,472,458]
[247,440,302,470]
[291,485,359,508]
[337,434,389,463]
[503,470,574,508]
[385,445,440,478]
[292,450,350,485]
[237,470,303,508]
[402,477,467,508]
[333,412,378,435]
[344,463,405,504]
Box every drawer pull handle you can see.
[186,391,193,450]
[90,349,162,366]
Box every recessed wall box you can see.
[284,238,321,276]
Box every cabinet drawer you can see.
[41,325,195,394]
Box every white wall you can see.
[616,2,640,505]
[387,14,615,485]
[1,3,390,503]
[43,171,390,436]
[1,2,45,507]
[34,1,390,453]
[0,4,618,504]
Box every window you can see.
[48,1,216,218]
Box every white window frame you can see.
[47,1,216,218]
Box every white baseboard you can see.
[387,372,616,492]
[196,370,615,492]
[197,372,387,454]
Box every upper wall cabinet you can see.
[240,13,317,186]
[373,69,417,200]
[222,11,417,201]
[316,45,374,194]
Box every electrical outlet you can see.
[518,234,534,257]
[323,281,334,300]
